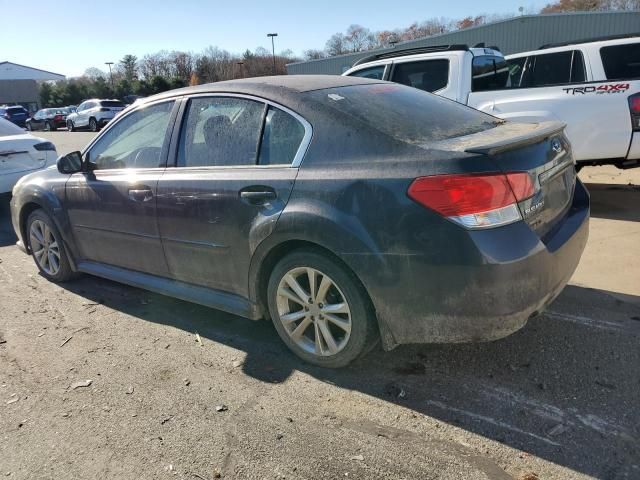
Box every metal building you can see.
[287,11,640,75]
[0,61,65,112]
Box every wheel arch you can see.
[249,236,396,350]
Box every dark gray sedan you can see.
[10,75,589,367]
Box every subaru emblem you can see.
[551,138,562,153]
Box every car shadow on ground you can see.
[584,182,640,222]
[56,274,640,479]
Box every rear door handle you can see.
[128,188,153,202]
[239,189,277,205]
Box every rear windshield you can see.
[100,100,126,108]
[307,83,498,144]
[600,43,640,80]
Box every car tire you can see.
[27,122,32,131]
[44,121,52,131]
[267,249,378,368]
[89,118,98,132]
[26,209,76,283]
[67,120,75,132]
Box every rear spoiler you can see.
[451,121,566,156]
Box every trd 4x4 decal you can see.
[563,83,630,95]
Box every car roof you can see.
[143,75,386,104]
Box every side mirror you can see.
[56,151,83,174]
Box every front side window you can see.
[88,101,174,170]
[348,65,385,80]
[391,59,449,93]
[177,97,264,167]
[601,43,640,80]
[258,106,306,165]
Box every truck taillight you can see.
[629,94,640,132]
[407,173,534,229]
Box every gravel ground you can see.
[0,131,639,480]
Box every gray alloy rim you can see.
[90,119,97,131]
[29,219,61,276]
[276,267,352,357]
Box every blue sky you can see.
[3,0,547,77]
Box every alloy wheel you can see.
[275,267,352,357]
[29,219,61,276]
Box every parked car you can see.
[26,108,68,131]
[0,117,57,194]
[10,76,589,367]
[343,36,640,170]
[65,99,126,132]
[0,105,30,128]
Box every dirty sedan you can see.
[10,75,589,367]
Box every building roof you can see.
[0,62,65,81]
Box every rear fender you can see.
[248,202,398,349]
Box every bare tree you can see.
[344,24,376,52]
[325,33,348,56]
[303,49,328,60]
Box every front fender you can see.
[11,172,76,265]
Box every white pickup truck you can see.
[343,36,640,169]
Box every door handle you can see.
[128,188,153,202]
[239,189,277,205]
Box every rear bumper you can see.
[345,180,590,349]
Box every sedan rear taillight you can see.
[407,173,534,229]
[33,142,56,152]
[629,93,640,132]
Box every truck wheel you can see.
[267,249,378,368]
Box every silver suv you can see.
[66,99,126,132]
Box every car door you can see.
[31,110,44,130]
[156,95,310,298]
[65,99,179,275]
[76,102,90,127]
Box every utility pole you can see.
[105,62,114,92]
[267,33,278,75]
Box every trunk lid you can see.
[0,135,47,175]
[432,121,576,238]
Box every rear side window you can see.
[391,59,449,93]
[472,56,510,91]
[349,66,385,80]
[100,100,126,108]
[601,43,640,80]
[258,106,305,165]
[308,83,498,145]
[177,97,264,167]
